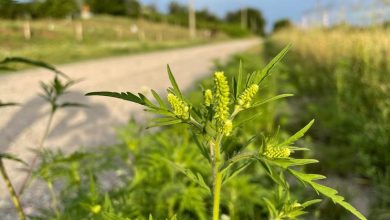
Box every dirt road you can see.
[0,39,259,204]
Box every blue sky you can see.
[140,0,373,30]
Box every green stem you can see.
[19,110,55,195]
[212,136,223,220]
[0,159,26,220]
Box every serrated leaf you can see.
[167,65,183,99]
[279,119,314,147]
[86,91,145,105]
[166,161,211,194]
[191,132,210,161]
[288,169,367,220]
[267,158,319,169]
[0,153,28,166]
[0,56,68,78]
[222,160,252,185]
[138,93,158,109]
[151,89,166,108]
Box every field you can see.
[1,25,389,219]
[0,16,229,68]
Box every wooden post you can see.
[188,0,196,39]
[75,21,83,41]
[23,20,31,40]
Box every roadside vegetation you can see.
[0,16,229,68]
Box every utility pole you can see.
[188,0,196,40]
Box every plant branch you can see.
[212,135,223,220]
[0,159,26,220]
[18,110,55,195]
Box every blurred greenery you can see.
[269,27,390,219]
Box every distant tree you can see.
[0,0,35,19]
[196,8,219,22]
[35,0,78,18]
[225,7,266,36]
[168,1,187,16]
[87,0,140,17]
[273,18,293,32]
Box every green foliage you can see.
[86,45,366,220]
[225,7,266,36]
[273,19,293,33]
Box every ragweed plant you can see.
[86,45,366,220]
[1,57,84,219]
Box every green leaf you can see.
[301,199,322,208]
[151,89,167,108]
[288,169,367,220]
[147,118,182,128]
[86,91,145,105]
[253,44,291,84]
[0,101,18,108]
[234,111,263,127]
[267,158,319,169]
[138,93,158,109]
[279,119,314,147]
[0,153,28,166]
[235,60,245,99]
[166,161,211,194]
[222,160,253,185]
[251,94,294,109]
[167,65,183,99]
[0,56,68,78]
[59,102,86,108]
[191,132,210,162]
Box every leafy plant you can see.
[0,102,27,220]
[86,45,367,219]
[1,57,83,220]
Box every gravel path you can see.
[0,39,259,206]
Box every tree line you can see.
[0,0,266,36]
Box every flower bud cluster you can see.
[263,146,291,159]
[222,120,233,136]
[204,89,213,107]
[167,93,190,119]
[213,71,232,136]
[237,84,259,109]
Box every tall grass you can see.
[269,27,390,219]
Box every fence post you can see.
[75,21,83,41]
[23,20,31,40]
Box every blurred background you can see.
[0,0,389,220]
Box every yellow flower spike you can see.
[204,89,213,107]
[213,72,230,134]
[237,84,259,109]
[167,93,190,119]
[222,120,233,136]
[263,146,291,159]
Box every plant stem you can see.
[19,110,55,195]
[212,135,223,220]
[0,159,26,220]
